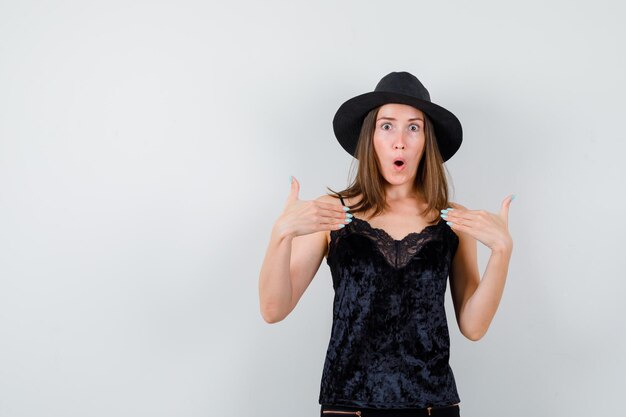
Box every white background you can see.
[1,1,624,416]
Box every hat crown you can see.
[374,71,431,102]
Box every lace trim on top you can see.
[332,216,447,269]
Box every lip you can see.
[392,157,406,171]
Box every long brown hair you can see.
[327,105,455,224]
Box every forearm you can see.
[258,225,294,323]
[460,246,512,340]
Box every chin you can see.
[385,176,409,185]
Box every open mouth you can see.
[393,159,406,170]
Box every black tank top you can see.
[318,194,461,409]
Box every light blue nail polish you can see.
[343,206,350,212]
[441,213,447,219]
[339,224,345,228]
[346,213,353,218]
[441,209,448,213]
[446,221,453,226]
[345,218,352,223]
[447,207,454,211]
[511,194,516,201]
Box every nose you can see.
[393,132,407,150]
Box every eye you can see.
[409,124,420,132]
[381,123,392,131]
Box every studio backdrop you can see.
[0,1,624,417]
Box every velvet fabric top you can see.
[318,195,461,409]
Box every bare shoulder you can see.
[449,201,468,210]
[315,193,342,204]
[316,192,359,208]
[315,194,341,204]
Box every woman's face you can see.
[372,103,426,185]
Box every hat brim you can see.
[333,91,462,162]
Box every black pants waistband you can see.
[320,403,460,417]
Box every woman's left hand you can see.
[442,195,515,253]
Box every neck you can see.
[383,183,422,203]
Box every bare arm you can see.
[258,180,350,323]
[448,199,514,341]
[258,222,326,323]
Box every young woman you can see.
[258,72,514,417]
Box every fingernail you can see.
[343,206,350,212]
[446,221,453,226]
[511,194,516,201]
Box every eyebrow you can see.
[377,116,424,122]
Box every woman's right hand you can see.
[273,176,352,240]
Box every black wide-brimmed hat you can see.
[333,71,463,162]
